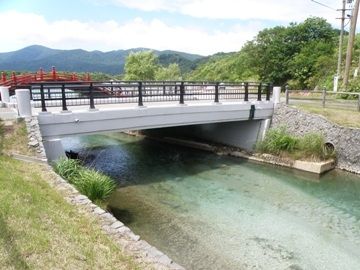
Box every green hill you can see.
[0,45,204,75]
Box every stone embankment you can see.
[23,117,184,270]
[272,104,360,174]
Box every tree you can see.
[155,63,182,80]
[124,51,158,80]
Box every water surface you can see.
[62,133,360,270]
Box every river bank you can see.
[272,104,360,174]
[0,120,182,269]
[63,132,360,270]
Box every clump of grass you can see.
[297,133,326,160]
[54,158,116,203]
[257,127,299,155]
[257,127,335,161]
[53,158,82,183]
[77,169,116,202]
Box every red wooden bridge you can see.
[0,67,91,90]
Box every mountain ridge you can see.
[0,45,205,74]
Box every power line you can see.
[310,0,337,11]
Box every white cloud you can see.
[0,11,265,55]
[111,0,340,22]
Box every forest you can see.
[124,17,360,92]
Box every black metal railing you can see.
[14,81,273,112]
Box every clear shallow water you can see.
[62,133,360,270]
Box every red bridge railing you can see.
[0,67,91,89]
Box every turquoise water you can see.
[62,133,360,270]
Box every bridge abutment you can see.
[144,118,271,152]
[43,138,66,162]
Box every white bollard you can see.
[333,76,339,92]
[15,89,32,117]
[273,86,281,104]
[0,86,10,103]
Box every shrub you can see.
[257,127,299,155]
[77,169,116,202]
[54,158,116,203]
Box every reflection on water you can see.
[62,133,360,270]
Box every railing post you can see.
[214,82,219,103]
[244,82,249,102]
[61,84,68,111]
[358,94,360,112]
[163,81,166,95]
[266,83,272,101]
[40,84,47,112]
[179,81,185,104]
[285,85,289,105]
[138,81,143,106]
[89,82,95,109]
[257,83,262,101]
[322,88,326,108]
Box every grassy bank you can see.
[0,120,140,269]
[292,104,360,129]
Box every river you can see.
[62,133,360,270]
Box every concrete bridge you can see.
[0,81,275,161]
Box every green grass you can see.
[77,169,117,203]
[3,120,34,155]
[0,118,4,154]
[0,156,139,270]
[54,158,82,183]
[54,158,116,203]
[257,127,334,161]
[292,104,360,128]
[256,127,298,155]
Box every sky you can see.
[0,0,351,55]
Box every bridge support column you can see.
[43,138,66,163]
[0,86,10,103]
[15,89,32,117]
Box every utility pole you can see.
[344,0,360,86]
[336,0,346,77]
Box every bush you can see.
[0,118,4,154]
[54,158,116,203]
[257,127,299,155]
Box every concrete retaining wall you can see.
[272,104,360,174]
[144,119,270,152]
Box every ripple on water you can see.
[62,133,360,270]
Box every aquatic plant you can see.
[77,169,116,202]
[54,158,116,203]
[54,158,82,183]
